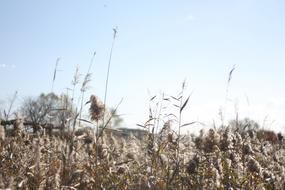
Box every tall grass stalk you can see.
[71,65,80,108]
[223,64,236,124]
[51,58,61,93]
[103,27,118,126]
[176,80,187,181]
[78,52,96,126]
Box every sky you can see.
[0,0,285,133]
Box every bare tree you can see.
[21,92,74,133]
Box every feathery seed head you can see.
[89,95,104,121]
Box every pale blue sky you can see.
[0,0,285,132]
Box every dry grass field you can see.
[0,94,285,189]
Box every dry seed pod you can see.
[0,124,5,141]
[117,165,129,175]
[243,143,253,155]
[88,95,104,122]
[97,143,108,159]
[12,118,25,137]
[247,156,261,174]
[126,152,135,160]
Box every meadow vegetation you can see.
[0,87,285,189]
[0,31,284,189]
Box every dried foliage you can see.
[1,90,285,190]
[0,120,285,189]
